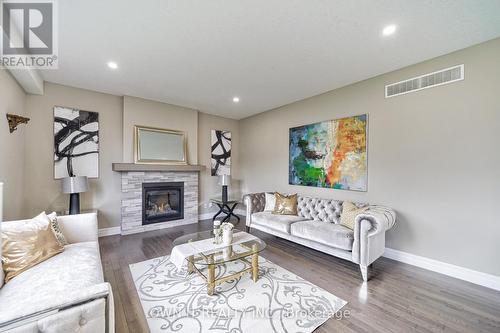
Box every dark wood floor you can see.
[99,218,500,333]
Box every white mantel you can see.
[112,163,205,172]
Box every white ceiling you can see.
[41,0,500,119]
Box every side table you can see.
[210,198,240,223]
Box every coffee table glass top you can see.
[172,229,266,266]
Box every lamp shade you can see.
[62,176,88,194]
[219,174,231,186]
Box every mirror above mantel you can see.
[134,125,187,165]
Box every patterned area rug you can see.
[129,253,347,333]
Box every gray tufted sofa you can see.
[243,193,396,281]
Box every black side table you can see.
[210,199,240,223]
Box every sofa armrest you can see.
[0,283,113,332]
[356,206,396,235]
[352,206,396,266]
[58,213,99,244]
[243,193,266,227]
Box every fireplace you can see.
[142,182,184,225]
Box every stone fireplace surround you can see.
[113,163,205,235]
[119,170,199,235]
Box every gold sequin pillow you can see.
[340,201,369,230]
[1,213,64,283]
[272,193,298,215]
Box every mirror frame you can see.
[134,125,187,165]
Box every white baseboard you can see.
[198,208,246,221]
[99,209,247,237]
[98,226,121,237]
[384,248,500,291]
[198,212,214,221]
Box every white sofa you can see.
[244,193,396,281]
[0,213,115,333]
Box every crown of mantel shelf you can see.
[112,163,206,172]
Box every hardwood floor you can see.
[99,218,500,333]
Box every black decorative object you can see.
[54,106,99,179]
[219,174,230,203]
[61,176,88,215]
[69,193,80,215]
[211,130,231,176]
[211,199,240,223]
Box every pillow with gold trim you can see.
[1,212,64,283]
[340,201,369,230]
[46,212,68,246]
[272,193,298,215]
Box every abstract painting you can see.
[54,106,99,179]
[289,114,367,191]
[211,130,231,176]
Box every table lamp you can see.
[219,174,230,203]
[62,176,88,215]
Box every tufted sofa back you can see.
[297,196,343,223]
[244,192,366,224]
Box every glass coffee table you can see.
[172,229,266,295]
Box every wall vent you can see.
[385,64,464,98]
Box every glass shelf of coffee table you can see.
[172,229,266,295]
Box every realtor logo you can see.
[0,0,58,68]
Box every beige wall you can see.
[3,38,497,277]
[240,38,500,276]
[0,70,27,220]
[24,83,123,228]
[122,96,198,164]
[14,86,239,227]
[197,112,240,215]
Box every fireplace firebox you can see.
[142,182,184,225]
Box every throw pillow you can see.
[1,213,64,283]
[264,192,276,212]
[46,212,68,246]
[340,201,369,230]
[272,193,298,215]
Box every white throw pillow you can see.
[264,193,276,212]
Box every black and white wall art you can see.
[54,106,99,179]
[211,130,231,176]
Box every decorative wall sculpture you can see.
[6,113,30,133]
[211,130,231,176]
[54,106,99,179]
[289,114,367,191]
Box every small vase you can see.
[222,229,233,245]
[222,247,232,260]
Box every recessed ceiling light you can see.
[382,24,397,36]
[232,97,240,103]
[107,61,118,69]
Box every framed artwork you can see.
[211,130,231,176]
[54,106,99,179]
[289,114,367,191]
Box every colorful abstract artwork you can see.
[289,114,367,191]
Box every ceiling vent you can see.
[385,64,464,98]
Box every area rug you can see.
[129,253,347,333]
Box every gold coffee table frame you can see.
[176,231,265,296]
